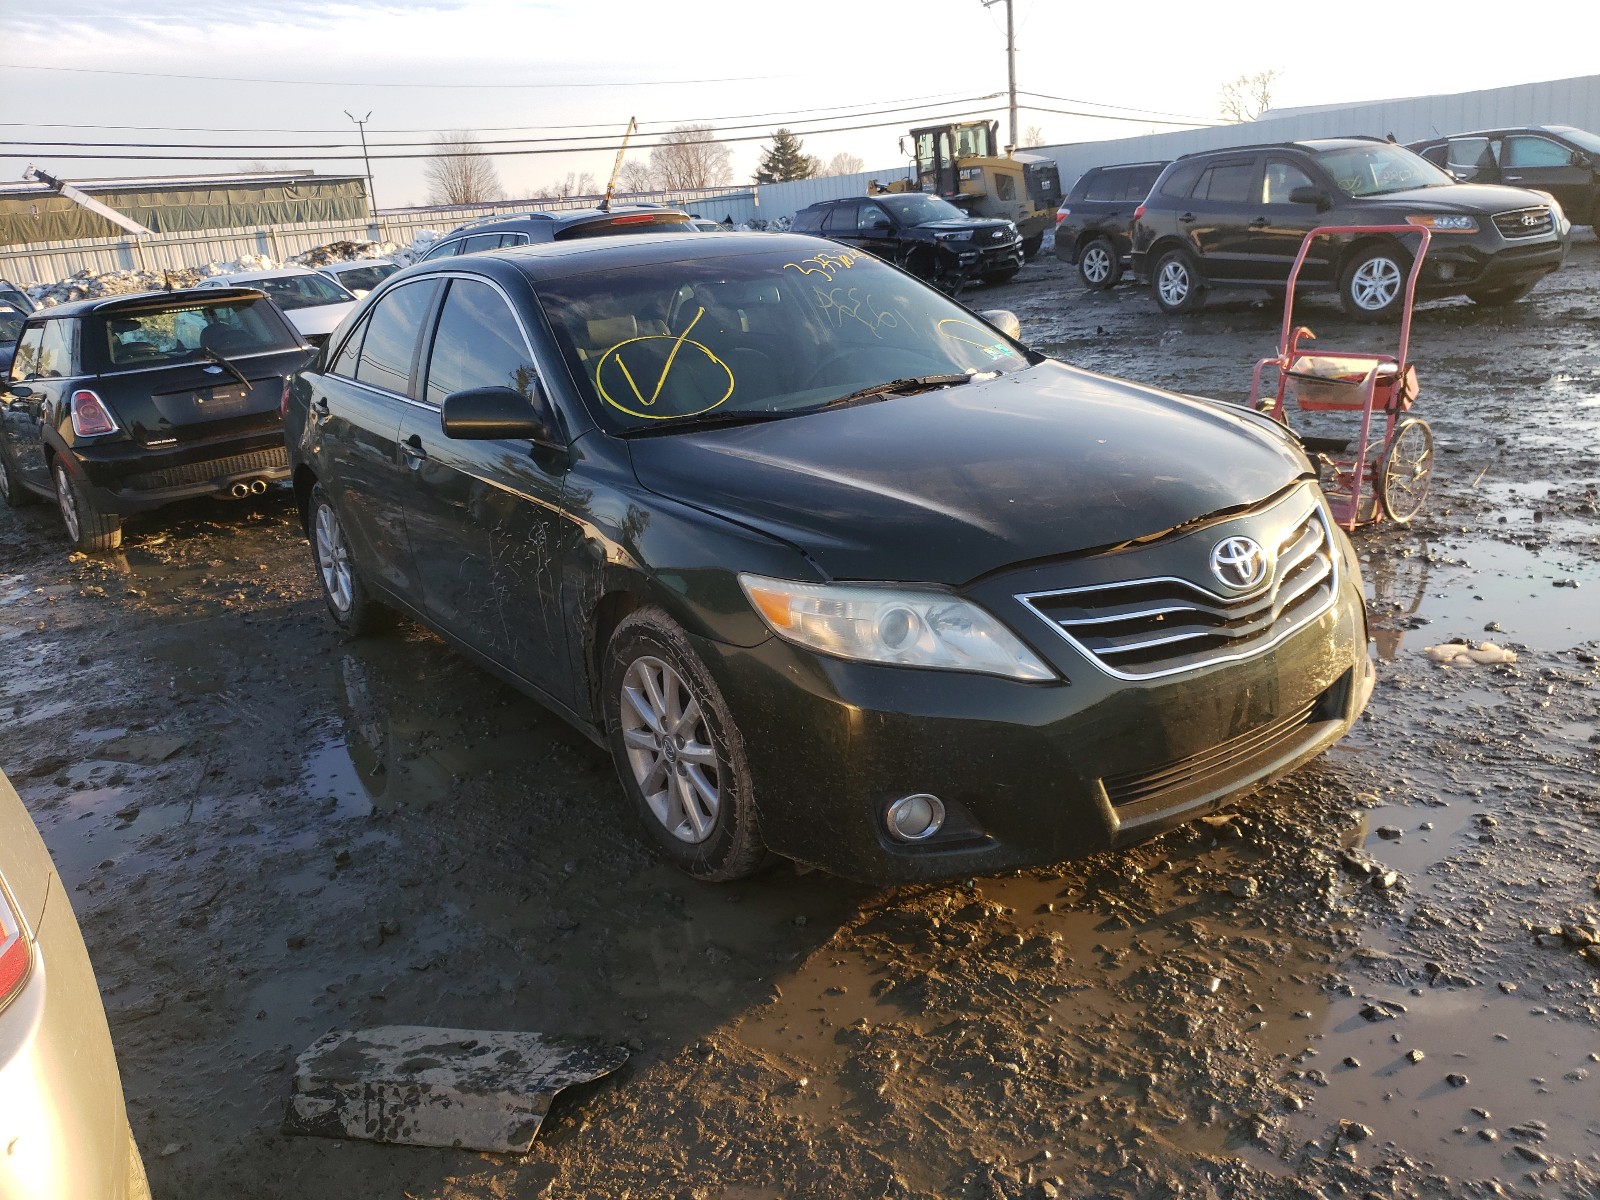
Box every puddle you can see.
[1364,535,1600,660]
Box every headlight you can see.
[739,574,1056,681]
[1404,214,1477,232]
[936,230,974,242]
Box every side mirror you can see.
[440,385,554,442]
[1288,185,1331,210]
[981,310,1022,340]
[1572,150,1592,169]
[4,383,33,399]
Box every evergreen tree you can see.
[754,129,817,184]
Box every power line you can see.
[0,91,987,136]
[0,61,792,90]
[1018,102,1216,129]
[1019,90,1218,125]
[2,96,1005,153]
[0,107,1010,164]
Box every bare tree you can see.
[545,171,597,198]
[823,151,865,177]
[1021,124,1046,148]
[423,130,503,205]
[1219,70,1280,123]
[617,160,656,193]
[649,124,734,191]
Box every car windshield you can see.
[536,246,1031,434]
[1551,126,1600,156]
[1314,144,1452,196]
[876,194,970,225]
[240,272,355,309]
[330,264,398,292]
[96,296,301,367]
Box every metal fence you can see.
[0,186,758,285]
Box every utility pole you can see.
[345,110,379,224]
[980,0,1018,150]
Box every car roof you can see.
[437,204,687,239]
[1408,124,1577,145]
[202,266,320,283]
[319,258,395,269]
[394,231,838,286]
[1086,161,1168,173]
[22,286,270,320]
[1174,136,1385,162]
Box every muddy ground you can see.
[2,236,1598,1200]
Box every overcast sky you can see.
[3,1,1597,208]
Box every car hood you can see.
[1363,183,1552,213]
[626,361,1310,586]
[283,301,359,338]
[914,218,1014,234]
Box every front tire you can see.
[1339,244,1409,321]
[309,483,387,635]
[53,459,120,552]
[1466,281,1536,307]
[1152,248,1205,314]
[1078,236,1122,289]
[604,607,766,882]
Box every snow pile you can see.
[28,267,205,307]
[292,240,400,268]
[196,253,276,277]
[394,230,442,266]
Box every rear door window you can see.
[1445,137,1498,180]
[353,280,442,396]
[1195,160,1256,204]
[819,204,856,232]
[421,278,540,408]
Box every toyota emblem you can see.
[1210,536,1268,589]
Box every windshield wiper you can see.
[201,346,253,390]
[621,408,805,437]
[807,372,973,413]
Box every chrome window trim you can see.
[1015,486,1338,682]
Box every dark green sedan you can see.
[284,232,1373,884]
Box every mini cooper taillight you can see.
[69,389,118,437]
[1132,204,1146,222]
[0,878,32,1012]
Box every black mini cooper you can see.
[0,287,311,551]
[285,233,1373,884]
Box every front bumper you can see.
[65,433,289,515]
[698,542,1372,884]
[1416,235,1565,293]
[941,237,1025,277]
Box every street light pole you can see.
[345,110,378,227]
[980,0,1018,150]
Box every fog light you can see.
[885,793,945,842]
[1436,263,1456,281]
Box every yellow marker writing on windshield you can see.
[594,306,735,420]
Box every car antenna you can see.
[598,116,637,213]
[163,270,175,292]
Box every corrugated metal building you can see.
[0,172,369,245]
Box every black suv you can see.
[418,205,695,261]
[1408,125,1600,227]
[0,287,310,551]
[791,193,1024,288]
[1053,161,1167,288]
[1131,137,1569,319]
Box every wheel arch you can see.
[1334,233,1412,281]
[1146,236,1206,284]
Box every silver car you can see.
[1,767,149,1198]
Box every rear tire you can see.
[603,607,766,882]
[1078,236,1122,289]
[1339,244,1409,321]
[1152,248,1205,314]
[1466,281,1536,307]
[52,458,121,553]
[309,483,387,635]
[0,441,33,507]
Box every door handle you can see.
[1178,212,1196,224]
[1504,174,1523,181]
[1249,217,1270,228]
[401,435,427,468]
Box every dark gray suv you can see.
[418,206,695,262]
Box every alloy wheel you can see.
[54,463,81,543]
[1351,256,1402,312]
[314,502,354,615]
[619,655,720,845]
[1157,260,1191,306]
[1082,245,1112,284]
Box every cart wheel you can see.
[1339,243,1410,322]
[1378,417,1433,524]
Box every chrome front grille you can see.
[1492,206,1554,239]
[1017,494,1337,680]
